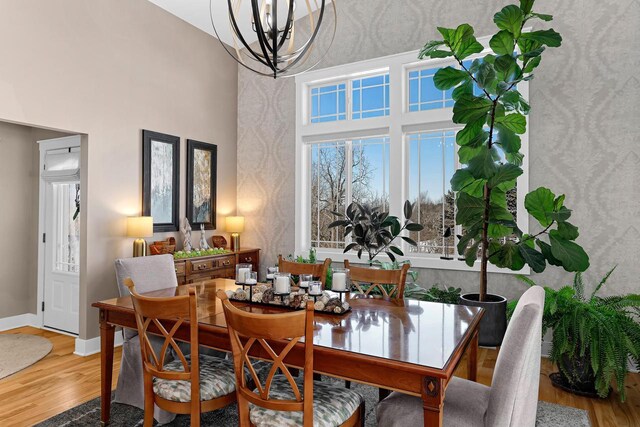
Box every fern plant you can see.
[507,267,640,401]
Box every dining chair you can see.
[126,280,238,427]
[217,289,365,427]
[343,260,410,396]
[344,260,410,299]
[114,255,181,424]
[278,255,332,288]
[376,286,545,427]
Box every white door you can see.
[43,180,80,334]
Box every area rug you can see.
[0,333,53,379]
[36,378,591,427]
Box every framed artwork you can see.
[142,130,180,232]
[186,139,217,230]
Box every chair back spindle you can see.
[344,260,410,299]
[278,255,331,289]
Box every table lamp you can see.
[127,216,153,257]
[226,216,245,251]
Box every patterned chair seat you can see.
[250,375,364,427]
[153,354,236,402]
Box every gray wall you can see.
[0,122,69,318]
[237,0,640,298]
[0,0,238,339]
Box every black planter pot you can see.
[459,293,507,347]
[548,353,609,398]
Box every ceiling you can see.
[148,0,326,46]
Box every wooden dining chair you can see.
[126,280,237,427]
[217,289,365,427]
[278,255,332,288]
[344,260,410,299]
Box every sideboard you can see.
[174,248,260,285]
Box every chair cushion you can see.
[153,354,236,403]
[250,375,363,427]
[376,377,490,427]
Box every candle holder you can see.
[235,263,252,285]
[266,266,279,283]
[298,274,312,292]
[332,288,351,303]
[331,268,351,292]
[308,281,322,301]
[273,272,292,295]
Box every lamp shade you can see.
[226,216,245,233]
[127,216,153,238]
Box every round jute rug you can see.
[0,334,53,379]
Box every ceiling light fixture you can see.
[210,0,337,78]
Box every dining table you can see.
[92,278,484,426]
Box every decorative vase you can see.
[459,293,507,347]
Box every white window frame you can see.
[295,36,530,274]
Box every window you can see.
[408,68,454,111]
[310,137,390,249]
[407,131,456,256]
[53,182,80,273]
[352,74,390,119]
[310,83,346,123]
[296,41,529,272]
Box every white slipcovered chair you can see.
[376,286,545,427]
[114,254,181,424]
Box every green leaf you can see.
[495,113,527,134]
[549,230,590,272]
[404,200,413,219]
[401,236,418,246]
[489,30,515,55]
[550,207,572,223]
[476,62,496,89]
[419,40,451,59]
[558,222,579,240]
[468,149,499,179]
[525,187,555,227]
[530,13,553,22]
[456,119,485,146]
[537,239,563,266]
[452,95,492,124]
[519,245,547,273]
[451,169,474,191]
[490,241,525,270]
[457,224,481,255]
[389,245,404,256]
[520,29,562,47]
[465,241,481,266]
[456,192,485,227]
[519,0,534,14]
[494,55,517,77]
[496,125,522,154]
[488,163,523,188]
[463,129,489,148]
[459,146,484,164]
[452,79,473,101]
[406,223,424,232]
[449,24,485,59]
[506,152,524,166]
[437,27,454,41]
[433,67,469,90]
[494,5,524,37]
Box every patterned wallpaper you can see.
[237,0,640,298]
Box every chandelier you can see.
[210,0,337,78]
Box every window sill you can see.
[312,249,531,276]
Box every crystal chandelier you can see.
[210,0,337,78]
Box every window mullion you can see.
[345,140,353,245]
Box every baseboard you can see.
[0,313,38,331]
[74,332,124,357]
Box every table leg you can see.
[100,310,115,426]
[422,376,445,427]
[467,329,479,382]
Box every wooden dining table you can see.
[93,278,483,426]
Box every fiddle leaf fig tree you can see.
[419,0,589,301]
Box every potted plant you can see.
[329,200,424,263]
[419,0,589,345]
[508,268,640,401]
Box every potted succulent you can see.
[419,0,589,345]
[508,268,640,401]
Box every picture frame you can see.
[186,139,217,230]
[142,130,180,232]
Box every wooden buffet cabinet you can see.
[174,248,260,285]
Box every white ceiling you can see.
[148,0,325,46]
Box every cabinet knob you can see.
[223,260,231,266]
[245,257,252,263]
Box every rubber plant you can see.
[419,0,589,301]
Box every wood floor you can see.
[1,327,639,426]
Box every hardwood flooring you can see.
[0,326,638,426]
